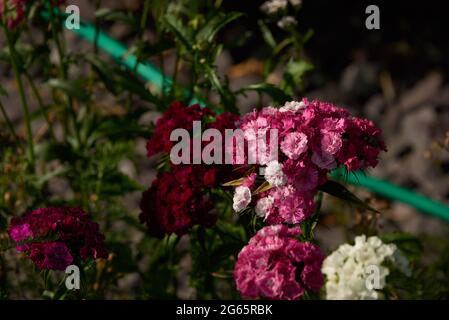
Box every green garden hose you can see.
[40,8,449,222]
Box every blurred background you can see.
[1,0,448,298]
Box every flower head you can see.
[233,186,252,212]
[8,207,107,270]
[322,235,410,300]
[234,225,324,300]
[264,160,287,187]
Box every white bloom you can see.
[277,16,298,29]
[260,0,288,14]
[322,235,410,300]
[289,0,302,7]
[264,160,287,187]
[279,100,306,112]
[232,186,252,212]
[255,196,274,218]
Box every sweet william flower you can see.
[261,185,316,224]
[29,242,73,271]
[8,207,107,271]
[280,132,308,160]
[234,225,324,300]
[255,196,274,218]
[242,173,257,188]
[264,160,287,187]
[235,98,385,225]
[233,186,252,212]
[141,102,239,237]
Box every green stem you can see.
[0,99,19,142]
[171,53,180,98]
[24,72,56,141]
[47,4,80,143]
[3,24,35,167]
[140,0,151,30]
[93,0,102,53]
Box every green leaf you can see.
[258,20,276,48]
[380,233,423,261]
[205,66,237,113]
[222,178,244,187]
[318,180,379,213]
[91,116,151,141]
[47,78,90,102]
[282,60,314,94]
[85,54,160,105]
[0,84,7,96]
[35,167,69,187]
[100,171,144,196]
[253,181,273,194]
[95,8,138,28]
[163,14,194,51]
[236,83,290,104]
[196,12,243,44]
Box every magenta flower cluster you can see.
[8,207,108,270]
[234,225,324,300]
[235,99,386,224]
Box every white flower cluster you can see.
[264,160,287,187]
[260,0,288,14]
[277,16,298,29]
[279,100,305,112]
[322,235,411,300]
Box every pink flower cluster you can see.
[8,207,108,270]
[234,225,324,300]
[234,99,386,224]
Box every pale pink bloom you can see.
[233,186,252,212]
[321,130,342,155]
[280,132,308,160]
[255,196,274,218]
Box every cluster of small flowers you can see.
[260,0,301,30]
[7,207,108,270]
[141,102,239,237]
[233,98,386,225]
[260,0,302,15]
[321,235,411,300]
[0,0,27,29]
[234,225,324,300]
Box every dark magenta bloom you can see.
[8,207,107,270]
